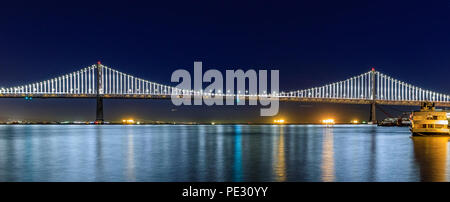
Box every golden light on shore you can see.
[322,119,335,124]
[352,120,359,124]
[274,119,285,124]
[122,119,135,124]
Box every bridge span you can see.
[1,63,449,123]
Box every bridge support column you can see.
[95,61,104,124]
[369,68,377,124]
[96,97,104,123]
[369,102,376,124]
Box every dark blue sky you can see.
[0,1,449,123]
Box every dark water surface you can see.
[0,125,448,182]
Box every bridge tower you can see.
[96,61,104,124]
[369,68,377,124]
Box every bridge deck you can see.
[1,94,449,107]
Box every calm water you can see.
[0,124,448,182]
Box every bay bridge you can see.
[1,62,449,123]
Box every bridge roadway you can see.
[2,64,449,122]
[1,93,450,107]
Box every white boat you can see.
[410,102,450,136]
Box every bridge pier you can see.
[95,61,104,124]
[369,102,376,124]
[96,97,104,123]
[369,68,377,124]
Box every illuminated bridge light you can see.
[0,63,449,116]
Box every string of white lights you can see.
[1,65,449,102]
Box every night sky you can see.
[0,1,449,123]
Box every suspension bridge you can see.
[1,63,449,123]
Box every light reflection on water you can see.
[232,125,242,182]
[412,137,450,182]
[0,124,449,182]
[321,127,334,182]
[274,126,286,182]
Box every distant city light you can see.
[274,119,285,124]
[322,119,335,124]
[352,120,359,124]
[122,119,135,124]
